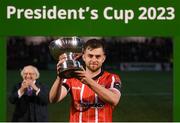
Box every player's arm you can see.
[86,78,120,107]
[49,76,68,103]
[49,55,68,103]
[76,70,121,107]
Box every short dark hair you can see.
[83,39,105,53]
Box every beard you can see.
[86,63,101,72]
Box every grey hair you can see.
[20,65,40,79]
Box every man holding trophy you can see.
[49,37,122,122]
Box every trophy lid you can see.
[49,37,83,60]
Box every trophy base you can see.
[59,67,82,78]
[58,60,83,78]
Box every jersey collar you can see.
[92,69,104,80]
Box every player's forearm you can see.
[49,77,62,103]
[87,79,120,106]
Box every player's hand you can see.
[57,54,67,75]
[75,67,91,85]
[74,53,82,60]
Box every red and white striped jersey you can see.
[62,70,121,122]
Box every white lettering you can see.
[103,7,134,24]
[7,6,16,19]
[103,7,113,20]
[124,10,134,24]
[90,9,98,20]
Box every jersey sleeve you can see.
[62,79,71,93]
[108,74,122,93]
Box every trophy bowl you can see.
[49,37,83,78]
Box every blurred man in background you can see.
[9,65,49,121]
[49,39,122,122]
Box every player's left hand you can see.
[75,68,91,85]
[74,53,82,60]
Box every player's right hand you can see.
[56,54,67,76]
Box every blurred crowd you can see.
[104,37,172,64]
[7,37,173,70]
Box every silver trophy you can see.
[49,37,83,78]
